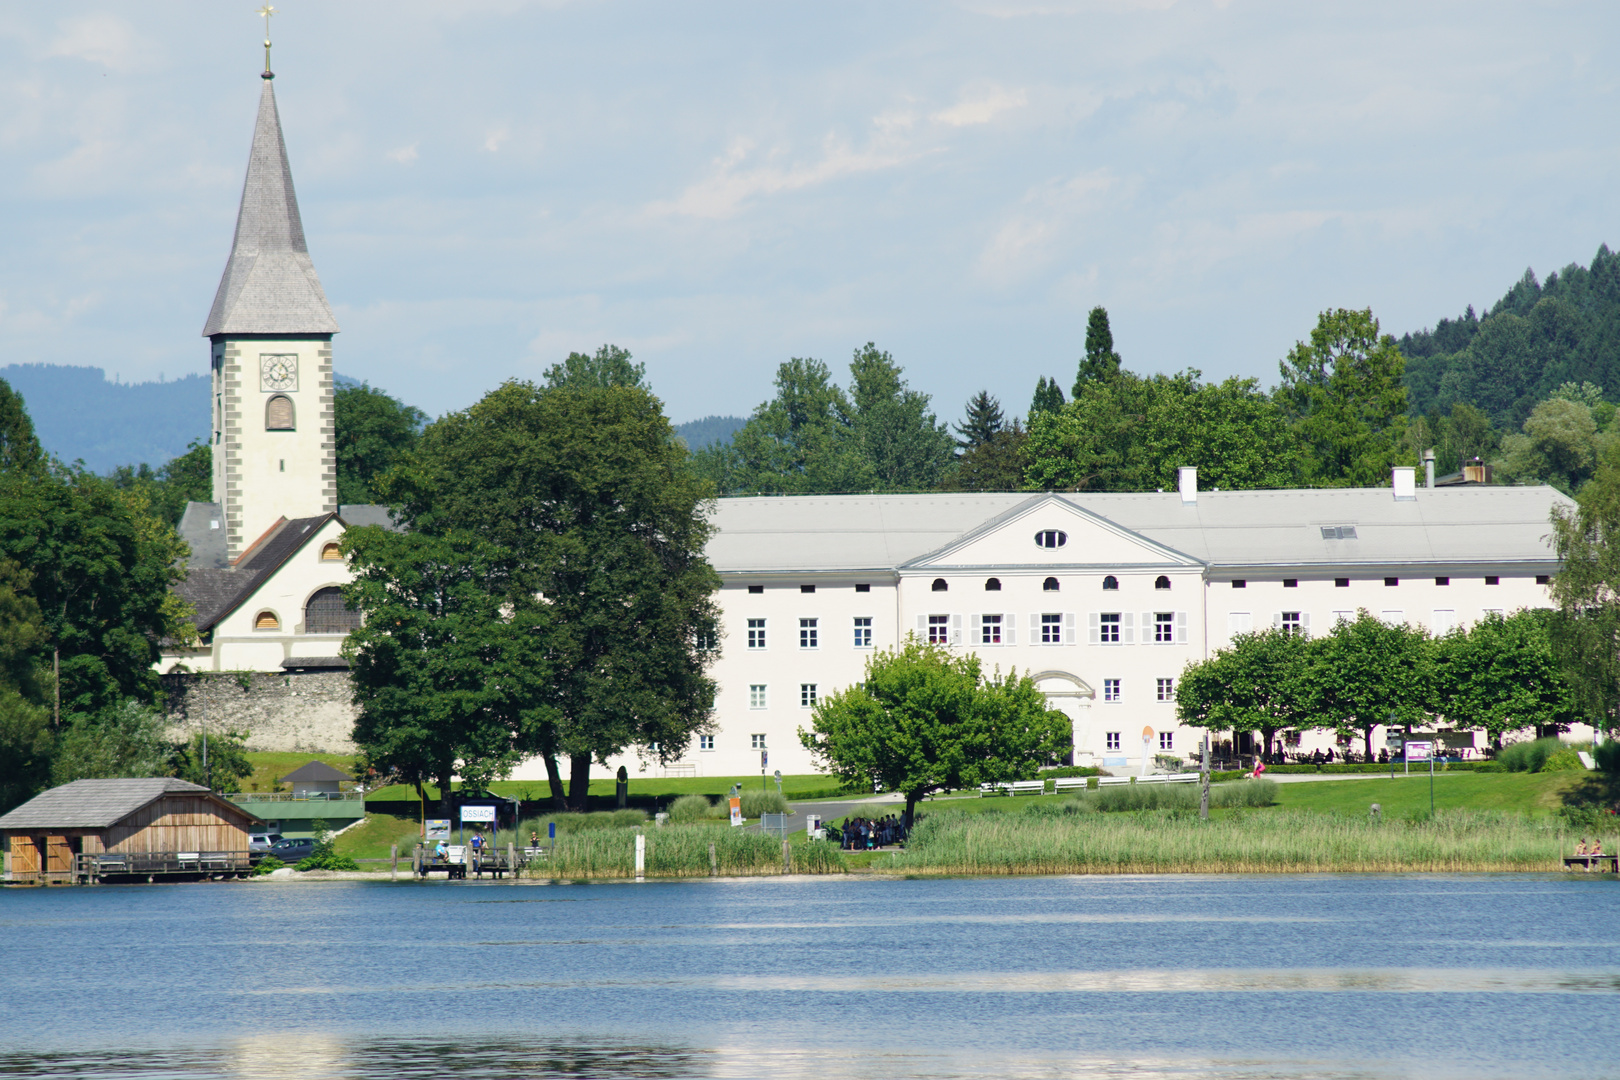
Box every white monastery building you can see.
[165,66,1580,777]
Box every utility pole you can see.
[1200,732,1210,821]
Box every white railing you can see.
[226,791,364,804]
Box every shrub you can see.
[1038,765,1102,779]
[295,851,361,871]
[1597,740,1620,775]
[251,856,284,876]
[1542,747,1585,773]
[739,789,789,817]
[668,794,716,824]
[1496,737,1565,773]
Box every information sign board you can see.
[460,805,496,823]
[425,819,450,840]
[1404,740,1432,762]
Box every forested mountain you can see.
[674,415,745,450]
[0,365,208,472]
[1402,245,1620,429]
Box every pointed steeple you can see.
[202,77,339,337]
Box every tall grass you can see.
[893,808,1572,875]
[739,789,789,816]
[668,794,719,824]
[534,827,845,878]
[1496,737,1565,773]
[1050,779,1276,813]
[513,809,647,841]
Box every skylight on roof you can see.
[1320,525,1358,540]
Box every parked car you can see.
[248,832,284,854]
[266,837,317,864]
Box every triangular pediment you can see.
[900,494,1202,570]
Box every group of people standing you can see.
[831,815,907,850]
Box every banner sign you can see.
[425,819,450,840]
[729,797,742,827]
[460,805,496,823]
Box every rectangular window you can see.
[855,583,871,593]
[1435,577,1450,586]
[751,734,766,750]
[981,613,1003,645]
[853,616,872,648]
[1041,613,1062,644]
[748,585,764,594]
[1381,610,1404,625]
[1281,611,1302,633]
[1283,579,1298,588]
[1159,731,1174,751]
[747,618,766,649]
[748,685,767,709]
[1335,578,1350,588]
[1154,612,1174,643]
[1232,580,1246,589]
[1228,612,1252,636]
[800,584,815,594]
[799,617,818,649]
[1099,612,1121,644]
[1156,677,1174,701]
[1432,609,1457,636]
[1103,678,1121,702]
[1536,575,1550,586]
[696,627,717,651]
[1485,576,1500,586]
[927,614,949,645]
[800,683,817,707]
[698,734,715,751]
[1105,731,1121,750]
[1332,610,1354,625]
[1385,577,1400,587]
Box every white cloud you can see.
[977,170,1118,285]
[932,86,1028,127]
[387,143,420,164]
[650,133,920,220]
[45,15,155,73]
[484,127,508,152]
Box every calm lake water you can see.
[2,874,1618,1079]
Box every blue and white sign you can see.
[460,805,496,823]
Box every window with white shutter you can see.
[1229,612,1251,636]
[1088,612,1100,644]
[1432,609,1456,635]
[1003,613,1016,645]
[1299,612,1311,638]
[1063,612,1077,644]
[1121,612,1135,644]
[951,614,963,646]
[1176,611,1189,644]
[916,614,927,639]
[971,613,982,643]
[1031,613,1042,644]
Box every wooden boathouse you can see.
[0,778,260,884]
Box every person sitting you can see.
[1575,839,1588,856]
[434,839,448,862]
[1592,839,1606,858]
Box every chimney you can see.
[1423,449,1435,489]
[1392,466,1416,502]
[1178,466,1197,505]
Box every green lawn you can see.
[1269,770,1581,817]
[241,751,359,794]
[332,813,426,861]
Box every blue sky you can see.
[1,2,1616,429]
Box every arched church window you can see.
[320,542,343,562]
[1102,575,1119,591]
[306,587,362,634]
[1155,575,1172,590]
[984,578,1001,591]
[254,611,280,631]
[266,395,295,430]
[1043,576,1060,592]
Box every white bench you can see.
[1097,776,1132,787]
[1052,777,1091,793]
[1166,773,1200,784]
[1137,774,1169,785]
[979,780,1047,797]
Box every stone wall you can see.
[163,670,358,753]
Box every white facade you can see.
[566,480,1574,782]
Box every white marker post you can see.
[635,831,645,881]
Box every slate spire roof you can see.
[202,77,339,337]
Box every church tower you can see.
[203,67,339,560]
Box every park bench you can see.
[1166,773,1200,783]
[1052,777,1091,793]
[1137,774,1169,785]
[1097,776,1132,787]
[979,780,1047,797]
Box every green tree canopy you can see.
[1073,305,1123,394]
[334,382,427,505]
[1299,611,1433,759]
[542,344,647,391]
[385,380,721,810]
[799,639,1070,825]
[0,377,44,476]
[1277,308,1410,486]
[1432,611,1580,742]
[1023,370,1298,492]
[1027,376,1066,426]
[1549,445,1620,736]
[940,422,1028,492]
[955,391,1005,450]
[108,439,211,528]
[1493,395,1613,494]
[1174,627,1314,755]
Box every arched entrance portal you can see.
[1032,671,1095,768]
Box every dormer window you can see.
[1154,575,1171,590]
[1102,575,1119,591]
[931,578,948,592]
[266,395,295,431]
[1042,577,1060,592]
[984,578,1001,591]
[1034,529,1067,549]
[320,542,343,561]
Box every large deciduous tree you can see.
[800,640,1070,826]
[334,382,428,505]
[1432,611,1580,743]
[1276,308,1410,487]
[387,380,721,811]
[1174,627,1314,757]
[1299,611,1433,760]
[1549,445,1620,737]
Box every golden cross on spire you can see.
[257,5,277,77]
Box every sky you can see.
[1,1,1617,430]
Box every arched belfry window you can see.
[266,395,295,431]
[1043,576,1060,592]
[1102,575,1119,591]
[305,587,362,634]
[931,578,949,592]
[320,542,343,562]
[1155,575,1172,590]
[254,611,280,631]
[984,578,1001,592]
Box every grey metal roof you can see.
[706,485,1571,574]
[177,501,229,569]
[338,504,402,532]
[0,778,219,831]
[202,79,339,337]
[278,760,353,784]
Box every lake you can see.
[1,874,1617,1079]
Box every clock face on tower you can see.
[260,354,299,393]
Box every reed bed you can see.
[536,826,846,878]
[893,808,1572,875]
